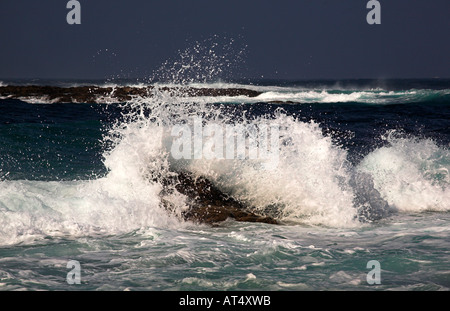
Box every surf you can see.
[0,38,449,246]
[0,84,449,246]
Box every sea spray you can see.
[103,84,362,227]
[149,35,248,85]
[358,130,450,212]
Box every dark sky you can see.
[1,0,449,80]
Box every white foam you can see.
[180,112,359,228]
[255,90,364,103]
[97,86,361,229]
[358,132,450,212]
[172,89,426,105]
[0,177,185,246]
[16,96,61,104]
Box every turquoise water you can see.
[1,213,449,290]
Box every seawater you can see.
[0,79,449,291]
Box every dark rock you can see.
[0,85,262,103]
[158,171,278,225]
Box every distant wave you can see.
[1,83,449,105]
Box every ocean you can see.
[0,78,449,291]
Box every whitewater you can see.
[0,77,448,291]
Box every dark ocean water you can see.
[0,79,449,291]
